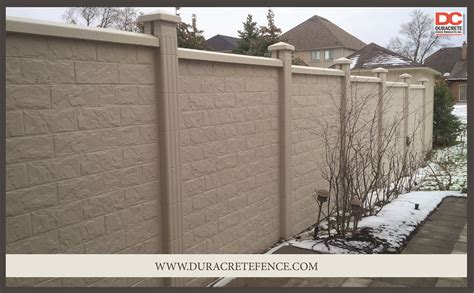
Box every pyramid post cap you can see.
[399,73,413,79]
[333,57,352,65]
[138,11,181,24]
[268,42,295,51]
[372,67,388,73]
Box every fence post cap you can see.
[372,67,388,73]
[138,11,181,23]
[418,77,429,83]
[333,57,352,65]
[399,73,412,79]
[268,42,295,52]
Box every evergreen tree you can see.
[234,10,282,57]
[432,79,462,148]
[254,8,282,56]
[176,9,208,50]
[233,14,260,55]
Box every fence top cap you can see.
[372,67,388,73]
[399,73,413,79]
[333,57,352,65]
[138,11,181,24]
[418,77,429,83]
[268,42,295,52]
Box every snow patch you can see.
[350,55,360,69]
[289,191,466,254]
[364,55,411,68]
[453,103,467,124]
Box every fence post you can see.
[138,12,184,287]
[400,73,412,154]
[333,57,352,212]
[372,67,388,150]
[418,78,429,153]
[268,42,295,240]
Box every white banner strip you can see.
[6,254,466,278]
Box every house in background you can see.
[206,34,239,53]
[281,15,366,68]
[424,42,467,103]
[331,42,441,150]
[333,42,440,81]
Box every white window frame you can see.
[459,84,467,101]
[324,49,334,60]
[311,51,320,62]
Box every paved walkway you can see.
[224,197,467,288]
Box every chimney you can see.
[461,41,467,60]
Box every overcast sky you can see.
[6,7,467,47]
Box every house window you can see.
[459,84,467,101]
[311,51,320,62]
[324,49,334,60]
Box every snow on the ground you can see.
[452,103,467,124]
[210,190,467,287]
[210,102,468,287]
[416,142,467,192]
[287,191,466,254]
[416,103,467,191]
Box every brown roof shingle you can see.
[206,34,238,52]
[281,15,366,51]
[337,43,423,70]
[424,47,462,75]
[448,60,467,80]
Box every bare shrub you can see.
[314,78,427,238]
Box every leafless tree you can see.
[63,7,143,32]
[315,78,427,238]
[114,8,144,33]
[387,10,449,63]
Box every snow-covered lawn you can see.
[286,191,466,254]
[452,103,467,124]
[417,103,467,191]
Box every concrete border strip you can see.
[6,16,160,47]
[177,48,283,67]
[291,65,345,76]
[386,81,408,87]
[350,76,382,83]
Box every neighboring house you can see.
[281,15,366,68]
[206,34,239,53]
[335,42,441,150]
[332,42,440,81]
[425,42,467,102]
[343,42,424,71]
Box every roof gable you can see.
[424,47,462,75]
[448,60,467,80]
[206,34,238,52]
[341,43,422,70]
[281,15,366,51]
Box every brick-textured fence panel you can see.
[179,60,281,259]
[5,14,436,288]
[291,74,341,234]
[6,32,163,287]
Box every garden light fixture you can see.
[313,189,330,239]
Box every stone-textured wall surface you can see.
[384,86,406,153]
[290,74,341,234]
[178,60,280,286]
[6,33,163,287]
[5,28,434,288]
[409,88,426,153]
